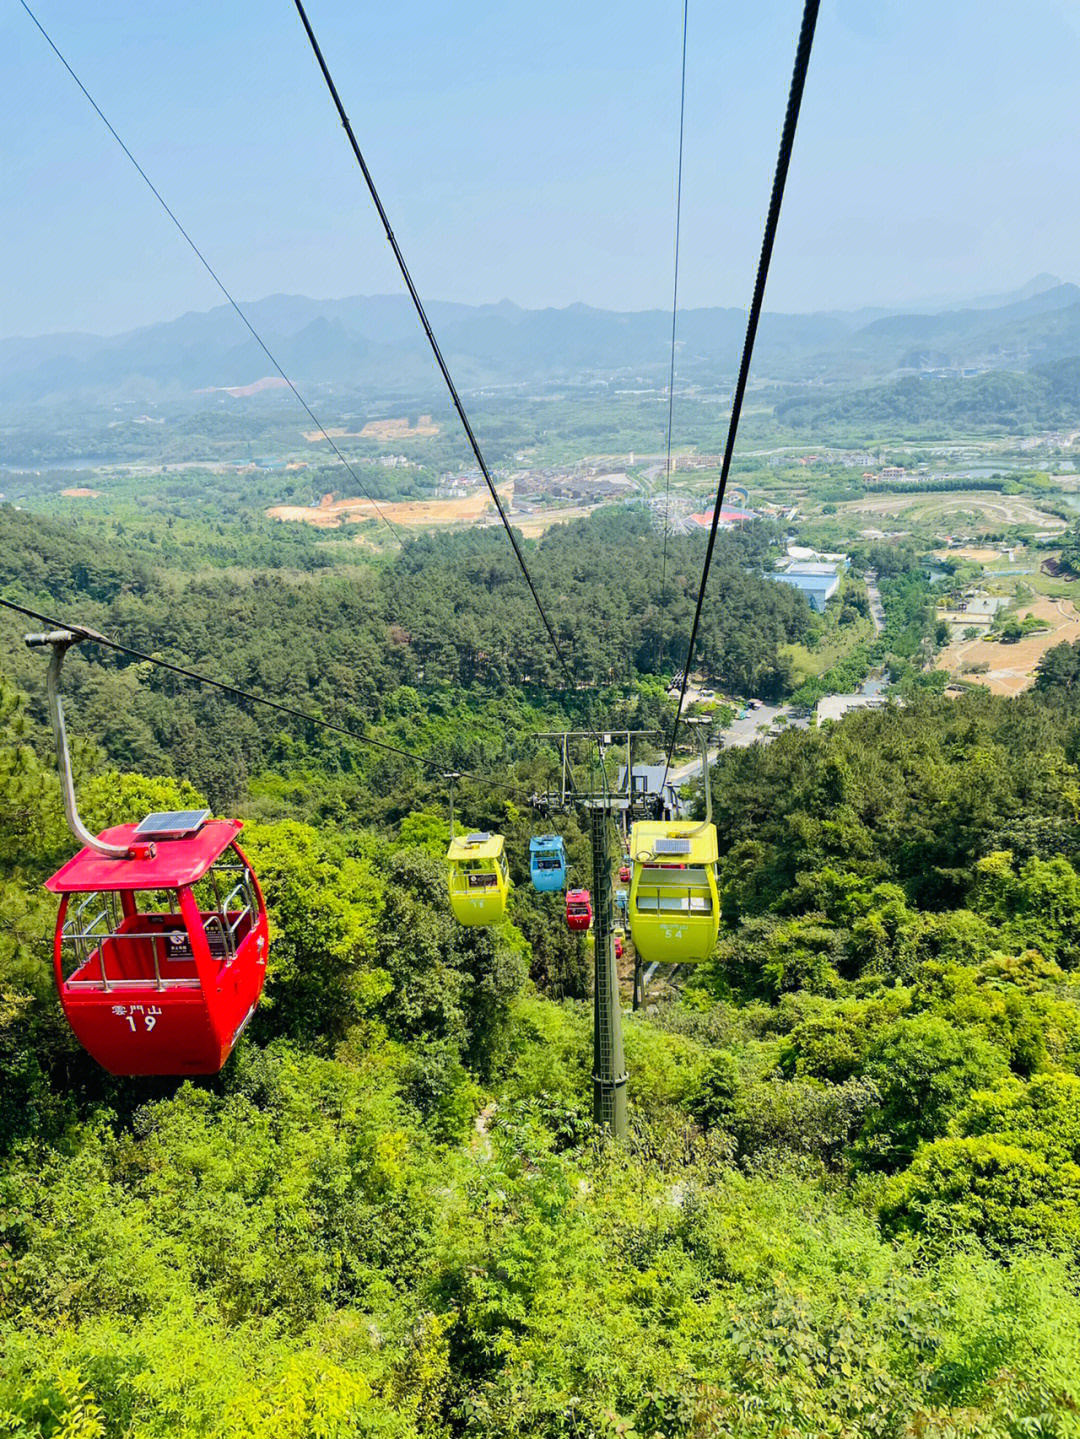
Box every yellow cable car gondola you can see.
[627,719,720,964]
[446,831,510,925]
[627,820,719,963]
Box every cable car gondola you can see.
[628,718,721,965]
[566,887,592,932]
[447,831,510,925]
[27,629,270,1078]
[529,834,568,892]
[47,811,269,1076]
[627,821,719,964]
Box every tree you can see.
[1035,637,1080,694]
[856,1014,1007,1169]
[241,819,387,1048]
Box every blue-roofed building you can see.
[769,560,841,612]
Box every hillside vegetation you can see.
[5,473,1080,1429]
[773,356,1080,438]
[0,505,812,810]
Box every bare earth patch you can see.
[937,597,1080,696]
[515,506,596,537]
[931,547,1010,565]
[301,416,439,443]
[60,487,101,498]
[268,482,513,530]
[360,415,439,440]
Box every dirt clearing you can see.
[360,416,439,440]
[515,506,596,536]
[301,415,440,444]
[937,596,1080,695]
[931,547,1010,565]
[268,482,513,529]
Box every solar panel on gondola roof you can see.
[134,809,212,840]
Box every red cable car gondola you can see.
[566,887,592,932]
[27,628,269,1078]
[46,810,269,1076]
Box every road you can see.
[667,703,807,786]
[864,570,886,635]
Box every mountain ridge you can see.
[3,277,1079,404]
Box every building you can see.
[769,560,841,612]
[688,507,757,529]
[786,545,850,570]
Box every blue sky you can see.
[3,0,1080,337]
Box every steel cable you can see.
[658,0,690,659]
[0,593,541,804]
[18,0,407,548]
[662,0,821,790]
[291,0,593,715]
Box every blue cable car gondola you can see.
[529,834,567,892]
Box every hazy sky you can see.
[3,0,1080,337]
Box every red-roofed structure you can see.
[688,507,757,529]
[46,819,244,893]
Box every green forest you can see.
[0,505,816,810]
[4,489,1080,1435]
[771,356,1080,439]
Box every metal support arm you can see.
[684,716,713,835]
[25,629,130,859]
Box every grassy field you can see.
[840,490,1066,532]
[780,594,875,684]
[1011,563,1080,599]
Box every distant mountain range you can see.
[3,276,1079,406]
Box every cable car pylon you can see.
[587,798,626,1136]
[530,728,662,1138]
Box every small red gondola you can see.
[619,859,631,883]
[566,887,593,932]
[45,810,268,1077]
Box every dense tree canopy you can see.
[5,492,1080,1432]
